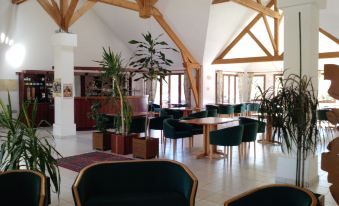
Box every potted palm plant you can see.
[258,73,319,187]
[0,93,62,204]
[88,101,110,150]
[96,48,134,155]
[128,32,177,158]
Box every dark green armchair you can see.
[219,104,235,117]
[149,115,173,143]
[163,119,194,155]
[180,111,208,135]
[0,170,46,206]
[160,108,184,119]
[224,184,317,206]
[209,125,244,161]
[72,160,198,206]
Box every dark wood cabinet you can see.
[17,70,54,126]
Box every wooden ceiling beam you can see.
[320,28,339,45]
[64,0,79,30]
[213,0,280,19]
[60,0,69,17]
[69,0,98,27]
[37,0,62,27]
[12,0,27,4]
[137,0,158,19]
[248,30,272,56]
[98,0,140,12]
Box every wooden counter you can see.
[74,96,148,130]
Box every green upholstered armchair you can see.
[0,170,46,206]
[209,125,244,160]
[160,108,184,119]
[240,121,258,157]
[224,184,317,206]
[163,119,194,154]
[207,108,218,117]
[206,104,219,114]
[149,115,173,142]
[233,104,246,116]
[72,160,198,206]
[239,117,266,134]
[218,104,235,117]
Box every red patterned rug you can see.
[58,152,133,172]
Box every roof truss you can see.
[212,0,281,19]
[213,0,339,64]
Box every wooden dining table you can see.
[181,117,238,159]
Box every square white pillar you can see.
[279,0,326,88]
[52,33,77,137]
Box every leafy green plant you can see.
[129,32,177,82]
[88,101,109,133]
[0,93,62,196]
[96,48,132,135]
[257,73,319,187]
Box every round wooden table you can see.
[181,117,238,159]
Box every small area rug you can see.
[58,152,133,172]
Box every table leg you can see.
[196,125,209,159]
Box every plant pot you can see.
[92,132,111,151]
[275,154,319,187]
[133,137,159,159]
[111,133,137,155]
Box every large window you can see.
[222,74,238,104]
[154,74,185,106]
[250,75,266,100]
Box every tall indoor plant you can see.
[0,93,62,200]
[97,47,132,135]
[129,32,177,103]
[258,74,319,188]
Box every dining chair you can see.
[246,103,260,116]
[233,103,246,116]
[160,108,184,119]
[224,184,317,206]
[149,115,173,143]
[218,104,235,118]
[206,104,219,114]
[209,125,244,161]
[240,121,258,157]
[163,119,194,158]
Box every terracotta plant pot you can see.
[92,132,111,151]
[132,137,159,159]
[111,133,137,155]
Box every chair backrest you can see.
[219,105,235,115]
[224,184,317,206]
[73,160,198,206]
[247,103,260,112]
[209,125,244,146]
[188,111,208,119]
[239,117,266,133]
[234,104,246,113]
[206,105,219,113]
[0,170,46,206]
[149,115,172,130]
[241,122,258,142]
[207,108,218,117]
[160,108,183,119]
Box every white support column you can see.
[279,0,326,87]
[52,33,77,137]
[276,0,326,187]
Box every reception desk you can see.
[74,96,148,130]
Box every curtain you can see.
[216,71,223,104]
[146,79,157,103]
[237,72,254,103]
[184,72,191,107]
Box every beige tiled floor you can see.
[49,128,338,206]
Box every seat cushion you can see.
[85,192,187,206]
